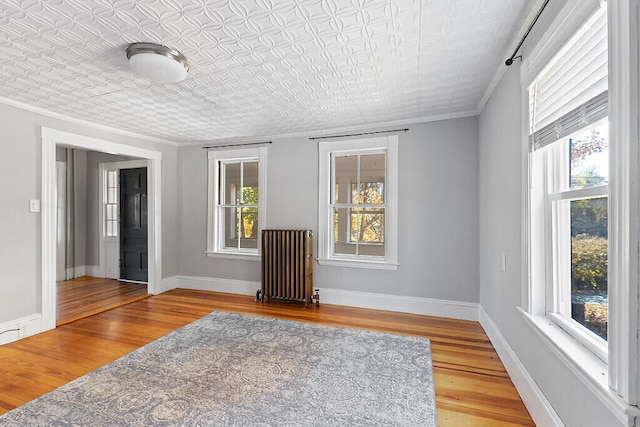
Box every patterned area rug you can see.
[0,312,436,426]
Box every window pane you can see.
[570,122,608,189]
[333,207,356,255]
[222,163,240,204]
[571,197,608,340]
[107,188,116,204]
[241,207,258,242]
[242,161,259,201]
[359,153,385,202]
[107,170,117,188]
[334,155,357,204]
[351,182,385,205]
[350,208,385,244]
[222,206,240,249]
[221,207,259,250]
[106,204,115,221]
[241,187,259,206]
[107,220,117,237]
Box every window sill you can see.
[205,251,260,261]
[317,257,398,270]
[518,307,640,424]
[519,307,607,384]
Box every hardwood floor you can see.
[1,289,534,426]
[56,276,149,326]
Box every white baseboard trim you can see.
[66,267,75,279]
[176,276,259,296]
[75,265,86,277]
[0,314,43,345]
[65,265,88,279]
[170,276,479,320]
[479,306,564,427]
[318,288,480,321]
[85,265,103,277]
[158,276,179,294]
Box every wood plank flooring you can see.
[56,276,149,326]
[1,289,534,426]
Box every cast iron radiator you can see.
[257,229,315,307]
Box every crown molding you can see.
[0,96,178,147]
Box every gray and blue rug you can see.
[0,312,436,426]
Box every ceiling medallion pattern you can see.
[0,0,526,144]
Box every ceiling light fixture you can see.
[126,42,189,83]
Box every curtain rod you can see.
[202,141,272,149]
[505,0,550,66]
[308,128,409,140]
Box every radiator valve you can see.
[312,289,320,307]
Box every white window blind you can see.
[529,6,607,150]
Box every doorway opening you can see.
[54,155,151,324]
[42,128,162,332]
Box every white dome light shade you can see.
[126,43,189,83]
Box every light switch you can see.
[30,200,40,213]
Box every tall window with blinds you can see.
[528,6,609,358]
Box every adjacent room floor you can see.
[56,276,149,326]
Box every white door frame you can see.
[99,160,149,280]
[41,128,162,331]
[55,161,67,282]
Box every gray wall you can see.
[54,150,134,271]
[73,149,87,269]
[478,60,619,426]
[56,148,88,271]
[0,102,179,324]
[0,104,42,322]
[178,118,480,302]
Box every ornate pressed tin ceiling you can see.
[0,0,528,144]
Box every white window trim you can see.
[317,136,398,270]
[206,147,267,261]
[520,0,640,419]
[608,0,640,406]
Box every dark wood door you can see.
[119,167,148,282]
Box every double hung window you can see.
[318,136,398,269]
[528,6,608,357]
[207,147,267,259]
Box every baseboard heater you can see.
[257,229,317,307]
